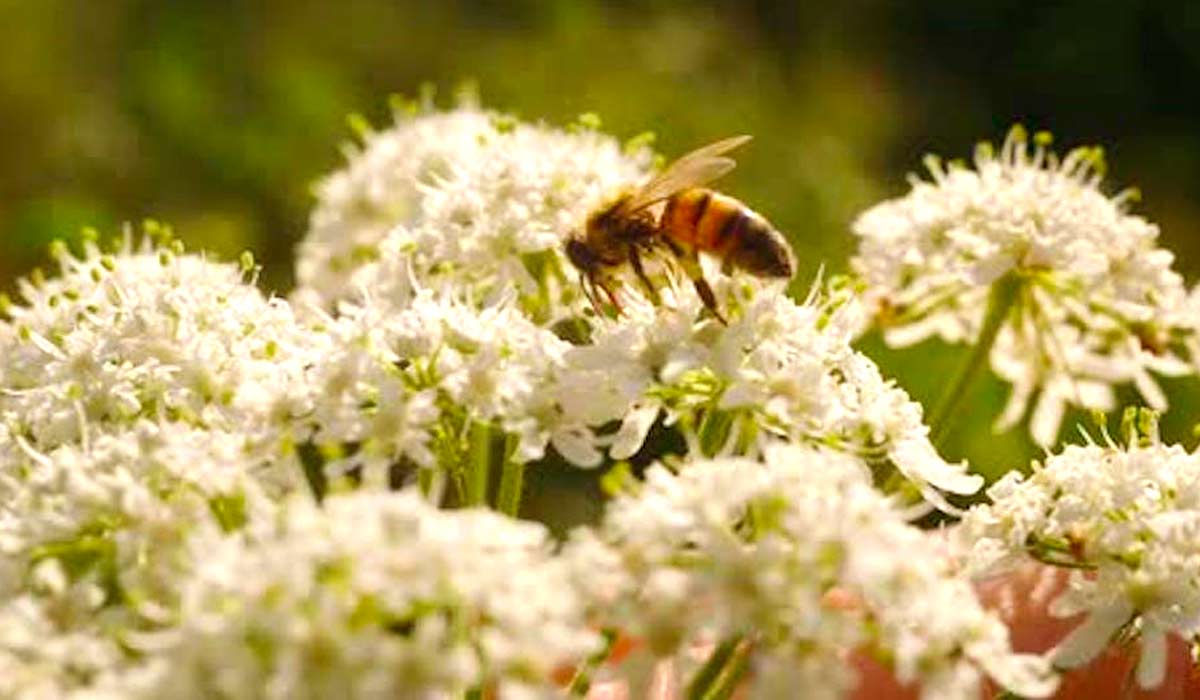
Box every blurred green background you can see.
[3,0,1200,483]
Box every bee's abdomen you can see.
[662,189,734,249]
[661,188,793,277]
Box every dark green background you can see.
[3,1,1199,482]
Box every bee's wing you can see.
[618,135,752,214]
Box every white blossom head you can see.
[137,490,600,699]
[296,100,653,324]
[566,443,1057,699]
[960,411,1200,690]
[294,100,972,511]
[300,256,972,513]
[561,283,981,513]
[852,126,1193,445]
[302,288,589,492]
[0,421,277,697]
[0,227,325,464]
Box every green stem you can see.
[495,434,524,517]
[697,407,734,458]
[705,640,752,700]
[418,467,434,498]
[465,421,492,507]
[566,629,618,697]
[929,272,1022,447]
[686,637,741,700]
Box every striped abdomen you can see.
[659,188,795,278]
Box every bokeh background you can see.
[3,0,1200,485]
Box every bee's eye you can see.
[565,239,590,269]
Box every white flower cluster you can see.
[20,100,1190,698]
[0,421,275,699]
[961,428,1200,689]
[297,102,652,323]
[852,126,1194,445]
[0,230,323,471]
[566,444,1057,700]
[296,105,973,512]
[302,274,977,511]
[304,289,593,487]
[137,490,599,700]
[565,285,980,512]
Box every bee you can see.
[565,135,795,323]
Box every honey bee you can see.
[565,135,795,323]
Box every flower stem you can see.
[685,636,742,700]
[566,629,618,697]
[697,407,734,458]
[929,272,1022,447]
[704,640,752,700]
[465,421,492,507]
[495,434,524,517]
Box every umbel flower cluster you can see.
[2,94,1200,699]
[852,127,1196,445]
[961,410,1200,691]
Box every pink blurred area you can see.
[968,563,1200,700]
[585,562,1200,699]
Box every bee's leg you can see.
[580,275,605,317]
[671,245,727,325]
[692,276,727,325]
[598,278,624,316]
[628,247,661,305]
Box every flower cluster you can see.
[960,419,1200,689]
[297,101,652,324]
[300,272,977,511]
[294,104,974,512]
[302,289,590,488]
[11,96,1200,699]
[566,444,1057,699]
[565,284,980,512]
[0,421,276,698]
[136,490,599,700]
[852,126,1194,445]
[0,229,323,474]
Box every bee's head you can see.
[565,238,598,272]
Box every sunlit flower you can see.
[297,101,652,323]
[960,416,1200,689]
[852,126,1193,445]
[0,575,132,700]
[136,490,600,700]
[0,421,276,698]
[295,101,971,510]
[304,288,594,490]
[566,443,1057,699]
[0,229,325,475]
[563,280,980,512]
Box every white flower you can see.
[560,280,980,512]
[296,102,969,510]
[566,443,1056,699]
[852,126,1193,445]
[0,230,326,474]
[297,102,652,323]
[960,423,1200,689]
[135,490,600,700]
[0,583,133,700]
[304,288,591,489]
[0,421,278,698]
[0,422,275,597]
